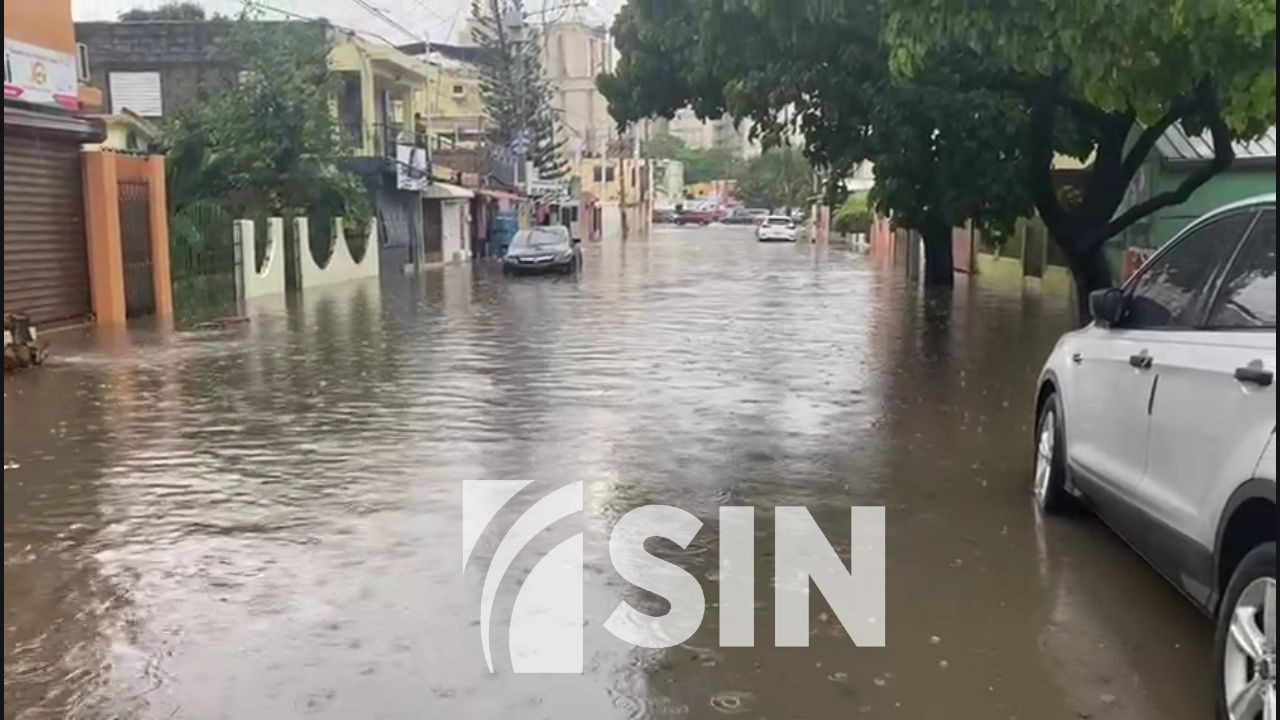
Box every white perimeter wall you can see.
[297,217,380,288]
[236,218,287,299]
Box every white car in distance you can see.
[757,216,798,242]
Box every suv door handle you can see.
[1234,365,1274,387]
[1129,352,1154,370]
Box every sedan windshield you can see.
[511,229,570,250]
[766,217,794,227]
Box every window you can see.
[605,166,616,183]
[108,71,162,116]
[451,84,466,97]
[593,166,603,183]
[1122,211,1253,329]
[1208,209,1276,329]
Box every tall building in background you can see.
[653,108,760,159]
[539,11,616,158]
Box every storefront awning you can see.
[422,182,475,200]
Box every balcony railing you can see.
[339,121,411,159]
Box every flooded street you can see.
[5,226,1213,719]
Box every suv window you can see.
[1122,211,1254,329]
[1207,208,1276,329]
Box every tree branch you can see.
[1026,81,1068,234]
[1089,104,1235,253]
[1120,84,1207,179]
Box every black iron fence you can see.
[170,201,237,322]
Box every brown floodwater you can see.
[4,227,1212,719]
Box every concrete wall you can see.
[297,217,380,289]
[440,201,470,263]
[235,218,286,299]
[600,203,623,242]
[74,20,326,116]
[6,0,76,55]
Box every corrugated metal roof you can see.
[1156,124,1276,162]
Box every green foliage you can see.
[471,0,570,179]
[159,15,369,226]
[734,148,812,211]
[600,0,1032,238]
[832,193,872,234]
[886,0,1276,137]
[601,0,1276,301]
[120,2,209,21]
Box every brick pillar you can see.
[146,155,174,320]
[82,150,126,325]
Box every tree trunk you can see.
[921,218,955,287]
[1066,245,1113,323]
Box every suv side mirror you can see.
[1088,287,1127,327]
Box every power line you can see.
[347,0,422,42]
[243,0,403,47]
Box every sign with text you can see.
[396,143,429,193]
[4,38,79,110]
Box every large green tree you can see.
[471,0,570,180]
[600,0,1034,287]
[601,0,1276,305]
[888,0,1276,310]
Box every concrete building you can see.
[656,108,760,159]
[7,0,174,327]
[539,15,616,158]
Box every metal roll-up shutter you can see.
[3,130,92,325]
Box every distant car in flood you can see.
[721,208,755,225]
[756,216,798,242]
[502,227,581,276]
[675,208,717,226]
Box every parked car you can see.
[675,208,718,226]
[757,216,798,242]
[502,226,581,276]
[653,208,677,224]
[1033,194,1275,720]
[722,207,757,225]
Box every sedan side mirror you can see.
[1088,287,1127,327]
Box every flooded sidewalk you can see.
[4,227,1212,719]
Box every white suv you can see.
[1034,194,1276,720]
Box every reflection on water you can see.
[4,229,1210,719]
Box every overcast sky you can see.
[72,0,622,46]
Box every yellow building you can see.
[328,31,432,157]
[424,55,489,150]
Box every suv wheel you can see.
[1033,392,1073,513]
[1215,542,1276,720]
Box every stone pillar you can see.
[146,154,174,320]
[81,150,126,325]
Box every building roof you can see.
[1156,124,1276,163]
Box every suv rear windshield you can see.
[766,218,793,226]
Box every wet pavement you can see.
[5,226,1213,719]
